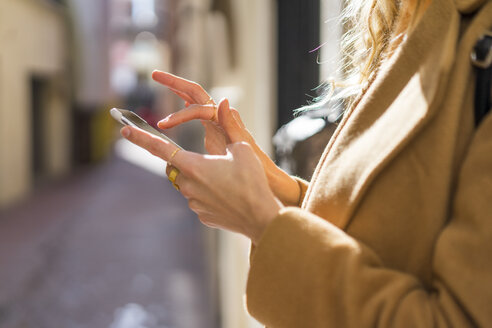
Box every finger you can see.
[169,87,195,105]
[187,199,214,224]
[231,108,246,129]
[152,70,210,104]
[203,122,227,155]
[158,104,216,129]
[166,163,173,176]
[167,165,185,190]
[227,141,249,153]
[166,163,186,180]
[226,141,260,166]
[166,162,198,197]
[121,126,190,168]
[217,99,244,143]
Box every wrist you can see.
[267,166,301,206]
[250,197,282,246]
[250,143,301,206]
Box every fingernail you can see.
[218,98,228,108]
[121,127,130,138]
[158,117,169,126]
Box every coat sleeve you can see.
[246,116,492,327]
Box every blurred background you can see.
[0,0,342,327]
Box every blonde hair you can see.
[342,0,426,85]
[299,0,427,114]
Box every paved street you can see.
[0,155,219,328]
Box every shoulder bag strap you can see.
[471,29,492,127]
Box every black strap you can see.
[471,30,492,127]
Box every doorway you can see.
[277,0,320,129]
[31,76,48,184]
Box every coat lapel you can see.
[303,0,461,229]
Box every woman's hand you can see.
[151,71,301,206]
[121,124,282,245]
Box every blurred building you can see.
[68,0,114,165]
[0,0,341,326]
[0,0,119,208]
[0,0,71,208]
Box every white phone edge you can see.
[110,108,183,150]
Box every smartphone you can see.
[110,108,183,150]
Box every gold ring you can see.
[168,167,180,191]
[204,97,218,122]
[206,98,218,121]
[211,107,218,122]
[205,97,215,105]
[169,148,180,166]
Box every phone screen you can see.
[110,108,183,150]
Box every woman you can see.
[121,0,492,325]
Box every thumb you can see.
[226,141,253,160]
[218,98,243,143]
[226,142,264,173]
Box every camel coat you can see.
[246,0,492,326]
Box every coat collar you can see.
[303,0,460,229]
[454,0,487,13]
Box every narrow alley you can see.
[0,154,218,328]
